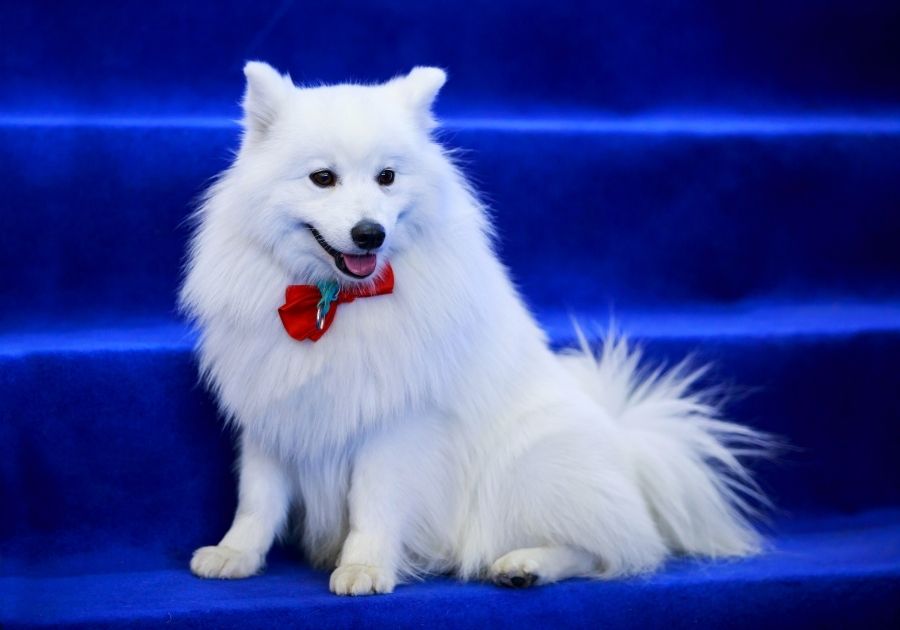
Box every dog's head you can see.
[227,61,448,285]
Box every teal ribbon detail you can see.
[316,280,341,320]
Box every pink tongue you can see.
[342,253,377,277]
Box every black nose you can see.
[350,220,386,250]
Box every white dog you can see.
[180,62,768,595]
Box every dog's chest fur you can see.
[199,247,495,459]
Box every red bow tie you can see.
[278,265,394,342]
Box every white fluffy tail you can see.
[560,328,772,558]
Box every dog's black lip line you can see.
[303,223,374,279]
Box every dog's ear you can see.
[392,66,447,129]
[242,61,292,137]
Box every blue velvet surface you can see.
[4,510,899,629]
[2,120,900,324]
[3,311,900,567]
[3,1,900,627]
[2,1,899,115]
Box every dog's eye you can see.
[377,169,395,186]
[310,169,336,188]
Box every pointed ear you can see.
[391,66,447,129]
[242,61,292,136]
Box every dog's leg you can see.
[490,546,597,587]
[329,432,403,596]
[191,433,291,579]
[329,420,446,595]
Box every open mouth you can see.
[305,225,378,279]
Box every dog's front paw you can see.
[329,564,395,595]
[190,545,263,579]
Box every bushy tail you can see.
[559,327,773,558]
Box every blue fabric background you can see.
[2,1,899,115]
[1,1,899,627]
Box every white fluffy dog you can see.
[180,62,767,595]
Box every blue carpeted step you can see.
[2,117,899,325]
[2,303,899,568]
[2,1,899,116]
[3,509,899,628]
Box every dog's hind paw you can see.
[490,550,541,588]
[190,545,263,579]
[329,564,395,595]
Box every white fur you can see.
[180,62,769,594]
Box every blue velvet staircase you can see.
[2,1,899,627]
